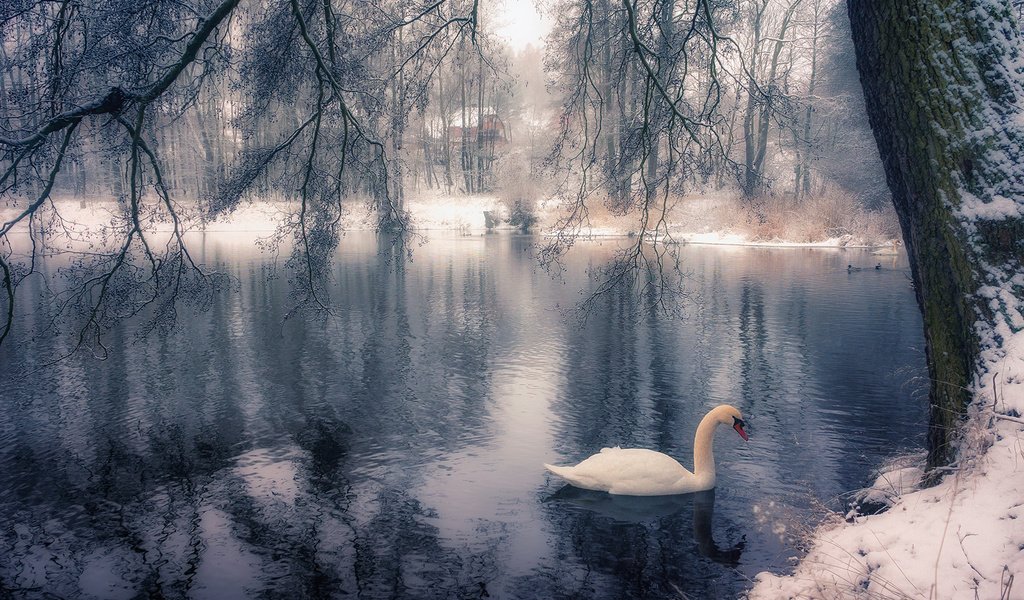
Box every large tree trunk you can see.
[848,0,1024,468]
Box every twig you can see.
[994,414,1024,426]
[1000,566,1014,600]
[955,527,987,583]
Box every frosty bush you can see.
[494,151,547,231]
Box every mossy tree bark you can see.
[847,0,1024,468]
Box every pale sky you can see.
[490,0,552,51]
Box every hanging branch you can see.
[0,0,485,354]
[542,0,730,318]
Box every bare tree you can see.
[739,0,802,199]
[541,0,735,309]
[0,0,484,352]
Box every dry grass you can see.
[535,186,902,246]
[671,189,901,245]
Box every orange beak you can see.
[733,422,749,441]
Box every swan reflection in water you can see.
[546,487,744,565]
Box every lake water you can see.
[0,232,926,599]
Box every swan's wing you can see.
[551,448,694,495]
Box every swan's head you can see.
[713,405,749,441]
[732,416,749,441]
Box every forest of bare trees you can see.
[0,0,890,352]
[0,0,886,222]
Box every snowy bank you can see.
[1,194,900,248]
[748,327,1024,599]
[535,195,901,248]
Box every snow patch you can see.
[846,463,925,518]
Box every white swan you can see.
[543,405,749,496]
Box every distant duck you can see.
[847,264,862,272]
[875,263,882,270]
[544,405,749,496]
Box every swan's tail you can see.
[544,463,572,479]
[544,463,603,491]
[544,462,569,477]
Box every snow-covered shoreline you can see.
[748,327,1024,599]
[1,196,901,250]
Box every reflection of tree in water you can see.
[0,419,244,597]
[0,379,499,598]
[642,273,686,452]
[0,238,928,598]
[686,256,732,409]
[555,263,701,473]
[322,237,499,457]
[349,487,499,598]
[414,242,499,448]
[0,238,509,598]
[738,279,772,409]
[557,279,645,450]
[530,488,745,599]
[0,264,252,595]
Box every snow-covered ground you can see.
[0,195,511,235]
[1,194,899,248]
[748,327,1024,599]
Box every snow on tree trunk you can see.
[848,0,1024,467]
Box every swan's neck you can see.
[692,411,720,480]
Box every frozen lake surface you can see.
[0,233,926,599]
